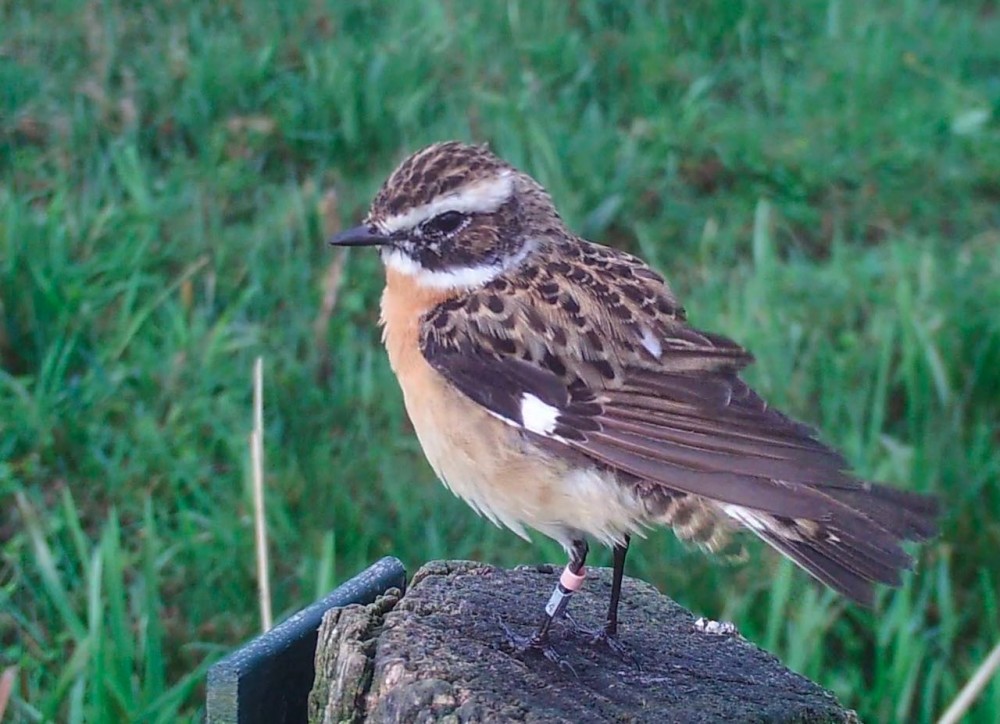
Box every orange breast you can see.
[379,268,455,377]
[378,267,645,548]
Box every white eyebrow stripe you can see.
[380,171,514,233]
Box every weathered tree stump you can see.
[309,560,857,723]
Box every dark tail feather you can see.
[755,530,881,605]
[829,482,940,541]
[735,485,939,606]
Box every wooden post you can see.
[311,560,857,723]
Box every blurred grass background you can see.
[2,0,999,721]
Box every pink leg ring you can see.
[545,565,587,617]
[560,564,586,591]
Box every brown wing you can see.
[421,240,938,603]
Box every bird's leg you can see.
[604,534,629,636]
[566,534,638,666]
[540,538,589,629]
[500,539,588,669]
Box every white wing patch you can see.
[639,325,663,358]
[380,171,514,234]
[520,393,560,435]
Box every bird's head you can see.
[329,141,560,289]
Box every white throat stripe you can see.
[382,249,505,288]
[381,238,537,290]
[380,171,514,234]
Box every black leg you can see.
[563,534,638,668]
[569,538,589,573]
[605,534,630,636]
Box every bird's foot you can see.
[498,616,577,676]
[564,612,640,670]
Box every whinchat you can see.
[330,141,938,660]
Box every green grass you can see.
[2,1,999,721]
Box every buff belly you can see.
[399,359,644,550]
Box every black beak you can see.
[327,224,390,247]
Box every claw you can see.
[564,612,641,670]
[497,616,578,677]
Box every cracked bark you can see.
[309,560,858,724]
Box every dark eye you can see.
[425,210,466,236]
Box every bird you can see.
[329,140,939,660]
